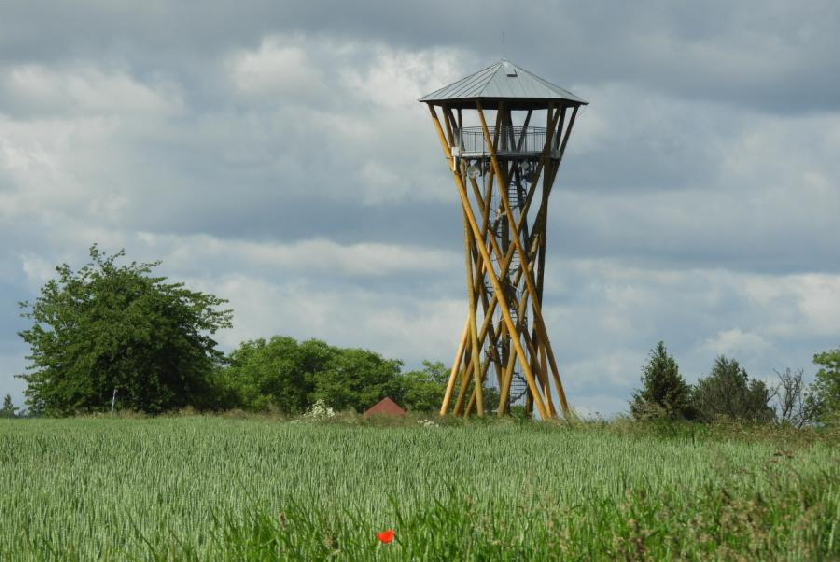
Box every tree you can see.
[394,361,504,413]
[0,394,16,418]
[770,368,814,428]
[310,347,403,412]
[630,341,694,420]
[806,347,840,423]
[692,356,774,423]
[398,361,449,412]
[221,337,333,413]
[221,336,443,414]
[17,245,233,415]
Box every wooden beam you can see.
[516,110,533,151]
[452,340,473,415]
[462,205,484,417]
[427,106,454,171]
[477,102,566,418]
[451,154,549,419]
[464,354,495,417]
[442,105,455,148]
[427,101,578,419]
[440,318,468,416]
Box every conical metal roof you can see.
[419,60,587,110]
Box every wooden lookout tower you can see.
[420,60,587,419]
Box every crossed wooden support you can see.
[426,101,578,419]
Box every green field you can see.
[1,416,837,561]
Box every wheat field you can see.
[0,416,837,560]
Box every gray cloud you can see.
[1,2,838,415]
[2,1,839,111]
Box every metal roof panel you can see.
[419,59,587,106]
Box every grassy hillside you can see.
[1,416,837,560]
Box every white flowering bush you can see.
[302,400,336,421]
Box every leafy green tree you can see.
[17,245,233,415]
[397,361,448,412]
[692,356,775,423]
[221,337,413,413]
[0,394,16,418]
[806,347,840,423]
[630,341,694,420]
[395,360,499,413]
[221,337,334,413]
[310,348,403,412]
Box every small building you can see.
[363,397,406,418]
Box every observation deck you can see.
[450,126,562,159]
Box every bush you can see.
[692,356,775,423]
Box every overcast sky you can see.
[1,1,838,416]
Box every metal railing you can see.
[455,126,558,155]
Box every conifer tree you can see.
[630,341,694,420]
[0,394,16,418]
[692,356,774,422]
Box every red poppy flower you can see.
[376,529,394,544]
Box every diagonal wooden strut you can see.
[475,102,577,419]
[428,105,547,419]
[430,102,578,419]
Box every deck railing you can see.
[454,126,558,156]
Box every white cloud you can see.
[18,253,56,291]
[136,233,458,278]
[744,273,840,338]
[0,350,27,399]
[4,65,182,116]
[795,275,840,336]
[228,38,324,98]
[340,47,466,108]
[195,274,466,364]
[700,329,773,359]
[0,115,137,224]
[224,36,465,204]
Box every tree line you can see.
[7,246,838,423]
[12,246,490,417]
[630,341,839,426]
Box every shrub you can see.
[692,356,775,423]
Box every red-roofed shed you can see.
[363,397,406,418]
